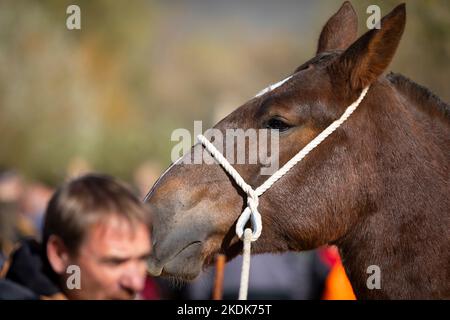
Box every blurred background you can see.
[0,0,449,186]
[0,0,449,299]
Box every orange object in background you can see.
[322,262,356,300]
[319,246,356,300]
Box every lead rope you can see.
[197,86,369,300]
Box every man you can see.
[0,174,153,299]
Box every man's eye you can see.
[266,118,292,132]
[104,258,127,266]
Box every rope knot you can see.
[247,191,259,213]
[235,190,262,242]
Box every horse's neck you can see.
[337,81,449,299]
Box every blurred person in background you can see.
[0,169,36,261]
[0,170,22,261]
[19,182,54,239]
[0,174,158,300]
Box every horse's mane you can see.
[387,72,450,120]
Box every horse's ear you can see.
[317,1,358,54]
[330,4,406,92]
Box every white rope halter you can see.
[197,85,369,300]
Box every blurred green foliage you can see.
[0,0,448,185]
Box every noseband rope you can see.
[197,85,369,300]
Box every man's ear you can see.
[317,1,358,54]
[329,4,406,92]
[46,235,70,274]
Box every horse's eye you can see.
[266,118,292,132]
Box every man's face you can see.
[64,215,151,300]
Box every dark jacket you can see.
[0,239,64,300]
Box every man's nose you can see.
[120,263,146,293]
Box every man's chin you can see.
[64,291,136,300]
[107,292,137,300]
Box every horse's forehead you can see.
[253,72,311,103]
[254,75,294,98]
[219,60,334,127]
[260,68,329,104]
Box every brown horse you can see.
[145,2,449,299]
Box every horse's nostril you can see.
[147,257,163,277]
